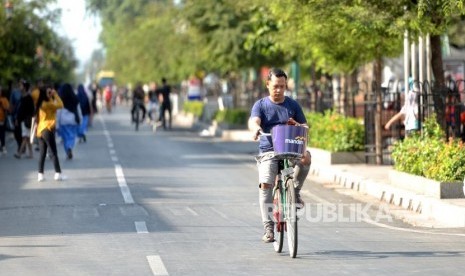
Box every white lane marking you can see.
[109,149,116,155]
[108,143,114,148]
[135,221,149,234]
[186,207,199,216]
[146,255,169,275]
[210,206,228,219]
[362,217,465,237]
[115,164,134,204]
[111,156,119,162]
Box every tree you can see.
[86,0,199,83]
[412,0,465,129]
[0,0,76,84]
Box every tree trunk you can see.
[374,58,383,165]
[430,34,447,131]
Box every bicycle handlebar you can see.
[257,130,271,137]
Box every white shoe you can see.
[54,173,64,181]
[38,173,45,182]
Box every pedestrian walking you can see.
[103,85,113,113]
[57,83,81,160]
[35,85,64,181]
[88,82,99,127]
[0,86,10,154]
[385,85,420,137]
[76,84,91,143]
[147,82,159,123]
[9,80,23,152]
[158,78,172,130]
[14,80,35,159]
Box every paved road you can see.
[1,106,465,275]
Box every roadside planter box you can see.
[175,112,197,128]
[309,147,365,165]
[388,170,464,199]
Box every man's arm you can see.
[248,116,262,141]
[287,117,308,128]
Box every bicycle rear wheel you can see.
[285,178,298,258]
[273,188,284,253]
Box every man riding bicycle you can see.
[249,68,311,243]
[131,83,146,123]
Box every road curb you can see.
[310,164,465,228]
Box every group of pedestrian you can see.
[130,78,172,130]
[1,79,93,182]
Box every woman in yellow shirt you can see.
[35,85,64,182]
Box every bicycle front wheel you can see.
[285,178,298,258]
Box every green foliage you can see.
[86,0,465,84]
[264,0,404,74]
[424,139,465,182]
[306,111,365,152]
[391,115,465,182]
[0,0,76,83]
[213,108,248,125]
[182,101,204,118]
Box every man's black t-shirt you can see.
[158,85,171,105]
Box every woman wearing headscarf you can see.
[57,83,81,160]
[76,84,92,142]
[35,84,64,181]
[14,80,35,159]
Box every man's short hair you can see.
[267,68,288,81]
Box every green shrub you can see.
[391,114,465,182]
[213,108,248,125]
[306,110,365,152]
[424,139,465,181]
[182,101,204,117]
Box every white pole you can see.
[404,30,410,95]
[426,34,432,90]
[411,41,417,90]
[419,35,424,86]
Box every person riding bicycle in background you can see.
[248,68,311,243]
[131,83,146,123]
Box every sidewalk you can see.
[309,163,465,228]
[181,114,465,228]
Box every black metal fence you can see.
[295,79,465,165]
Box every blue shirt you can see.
[9,89,22,119]
[250,96,306,153]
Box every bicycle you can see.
[132,99,144,131]
[259,125,307,258]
